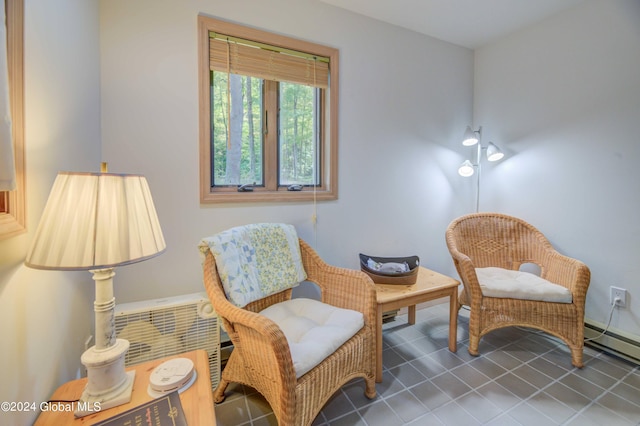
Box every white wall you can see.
[3,1,637,422]
[99,0,474,303]
[473,0,640,338]
[0,0,101,424]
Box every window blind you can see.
[209,33,329,89]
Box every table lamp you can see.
[25,164,166,417]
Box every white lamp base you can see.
[74,338,135,418]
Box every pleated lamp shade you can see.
[25,172,166,270]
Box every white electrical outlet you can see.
[610,286,627,308]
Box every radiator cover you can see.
[584,319,640,365]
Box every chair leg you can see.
[213,378,229,403]
[467,334,480,356]
[571,347,584,368]
[467,312,481,356]
[364,376,376,399]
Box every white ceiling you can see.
[319,0,585,49]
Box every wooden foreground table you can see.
[375,266,460,382]
[34,349,215,425]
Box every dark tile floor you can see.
[214,303,640,425]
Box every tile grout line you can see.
[380,317,639,425]
[571,358,640,423]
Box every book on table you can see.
[91,390,187,426]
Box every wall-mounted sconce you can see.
[457,126,505,211]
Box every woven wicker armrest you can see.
[540,249,591,303]
[446,247,484,301]
[227,312,297,379]
[299,239,377,322]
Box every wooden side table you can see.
[34,350,215,425]
[375,266,460,382]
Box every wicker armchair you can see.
[445,213,590,367]
[202,238,377,426]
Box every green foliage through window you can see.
[211,72,319,188]
[279,82,318,186]
[211,72,263,186]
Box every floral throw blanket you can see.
[200,223,307,307]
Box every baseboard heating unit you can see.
[115,292,221,389]
[584,319,640,365]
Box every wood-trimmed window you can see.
[198,15,339,203]
[0,0,25,240]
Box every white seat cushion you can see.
[476,267,572,303]
[260,298,364,378]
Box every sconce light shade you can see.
[462,126,479,146]
[486,142,504,162]
[458,160,475,177]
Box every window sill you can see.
[200,188,337,204]
[0,211,26,240]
